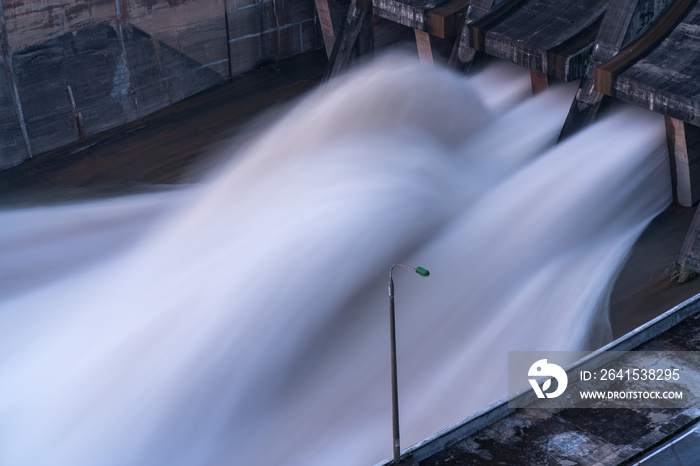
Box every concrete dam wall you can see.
[0,0,322,170]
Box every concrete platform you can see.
[379,294,700,465]
[468,0,609,81]
[370,0,469,38]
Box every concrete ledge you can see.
[374,292,700,465]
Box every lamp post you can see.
[388,263,430,465]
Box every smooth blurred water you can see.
[0,54,672,466]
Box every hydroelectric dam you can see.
[2,1,700,465]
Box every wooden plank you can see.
[315,0,338,57]
[529,69,548,94]
[667,115,683,205]
[595,0,696,96]
[415,29,435,63]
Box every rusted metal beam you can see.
[415,29,435,63]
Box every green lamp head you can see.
[415,266,430,277]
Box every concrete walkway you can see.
[634,423,700,466]
[386,296,700,465]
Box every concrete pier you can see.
[0,49,327,195]
[0,0,322,171]
[593,0,700,208]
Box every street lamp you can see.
[388,263,430,464]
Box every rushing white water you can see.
[0,55,672,466]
